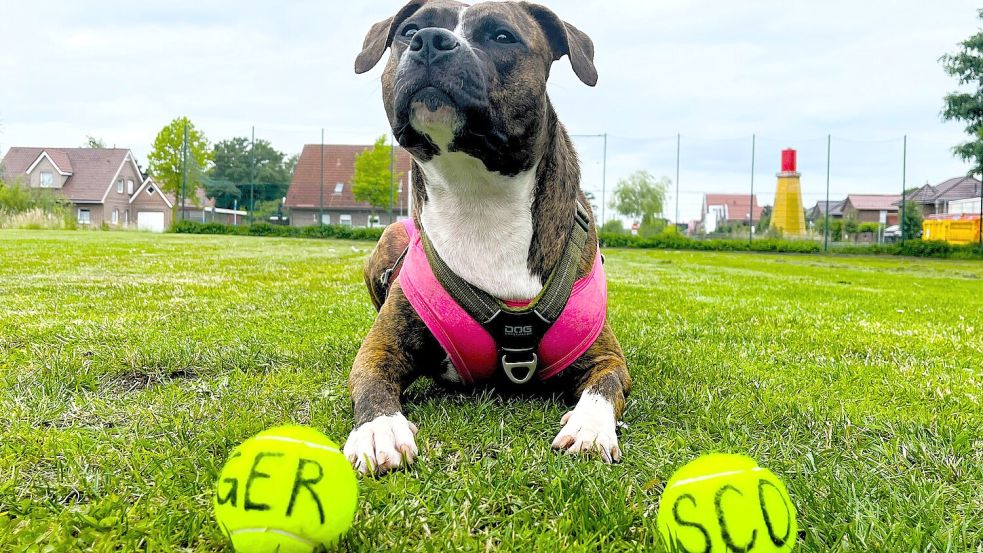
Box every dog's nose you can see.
[409,28,460,64]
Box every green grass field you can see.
[1,230,981,552]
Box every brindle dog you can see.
[345,0,631,475]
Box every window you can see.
[124,210,129,226]
[117,179,124,193]
[339,214,352,227]
[78,209,91,225]
[40,171,53,187]
[333,182,344,195]
[147,186,155,195]
[320,213,331,225]
[127,180,134,194]
[112,209,119,224]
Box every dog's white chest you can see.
[419,153,542,301]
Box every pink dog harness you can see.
[393,206,607,384]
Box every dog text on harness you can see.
[504,325,534,337]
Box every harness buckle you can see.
[501,351,538,385]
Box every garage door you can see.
[137,211,165,232]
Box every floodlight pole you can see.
[390,134,395,225]
[319,129,325,226]
[901,135,907,243]
[601,133,607,227]
[181,121,188,221]
[250,126,256,223]
[824,134,831,252]
[749,134,755,245]
[675,133,681,227]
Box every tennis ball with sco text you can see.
[214,425,358,552]
[657,453,797,552]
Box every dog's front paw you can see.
[551,392,621,463]
[343,413,419,475]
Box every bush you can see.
[171,220,384,241]
[0,178,72,228]
[637,219,667,238]
[0,209,69,230]
[898,240,953,257]
[600,219,625,235]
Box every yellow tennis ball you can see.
[657,453,797,552]
[214,425,358,552]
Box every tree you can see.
[83,136,106,148]
[941,11,983,175]
[610,171,667,225]
[756,205,772,232]
[352,136,402,218]
[210,137,294,209]
[901,201,923,239]
[147,117,211,201]
[201,175,241,209]
[600,219,625,234]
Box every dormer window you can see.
[333,182,344,195]
[40,172,53,187]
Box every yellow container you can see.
[922,216,981,245]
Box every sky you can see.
[1,0,980,223]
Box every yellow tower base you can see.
[773,172,806,236]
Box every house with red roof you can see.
[841,194,902,225]
[700,193,764,233]
[1,147,173,231]
[285,144,413,228]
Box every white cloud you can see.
[0,0,979,222]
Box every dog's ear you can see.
[355,0,429,74]
[522,3,598,86]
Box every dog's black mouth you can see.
[411,86,456,112]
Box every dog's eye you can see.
[402,23,419,38]
[493,30,517,44]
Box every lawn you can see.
[0,229,981,552]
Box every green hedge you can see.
[598,232,823,253]
[171,220,384,241]
[170,221,982,259]
[599,233,983,259]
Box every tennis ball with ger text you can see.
[214,425,358,552]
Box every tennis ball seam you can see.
[668,467,766,488]
[252,435,342,455]
[230,527,318,547]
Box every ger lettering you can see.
[215,451,327,524]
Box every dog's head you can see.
[355,0,596,177]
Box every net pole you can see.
[749,134,755,244]
[824,134,831,252]
[901,135,907,243]
[675,133,681,227]
[319,128,324,226]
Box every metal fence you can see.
[570,133,983,247]
[174,123,983,248]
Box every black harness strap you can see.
[379,245,410,293]
[420,202,592,384]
